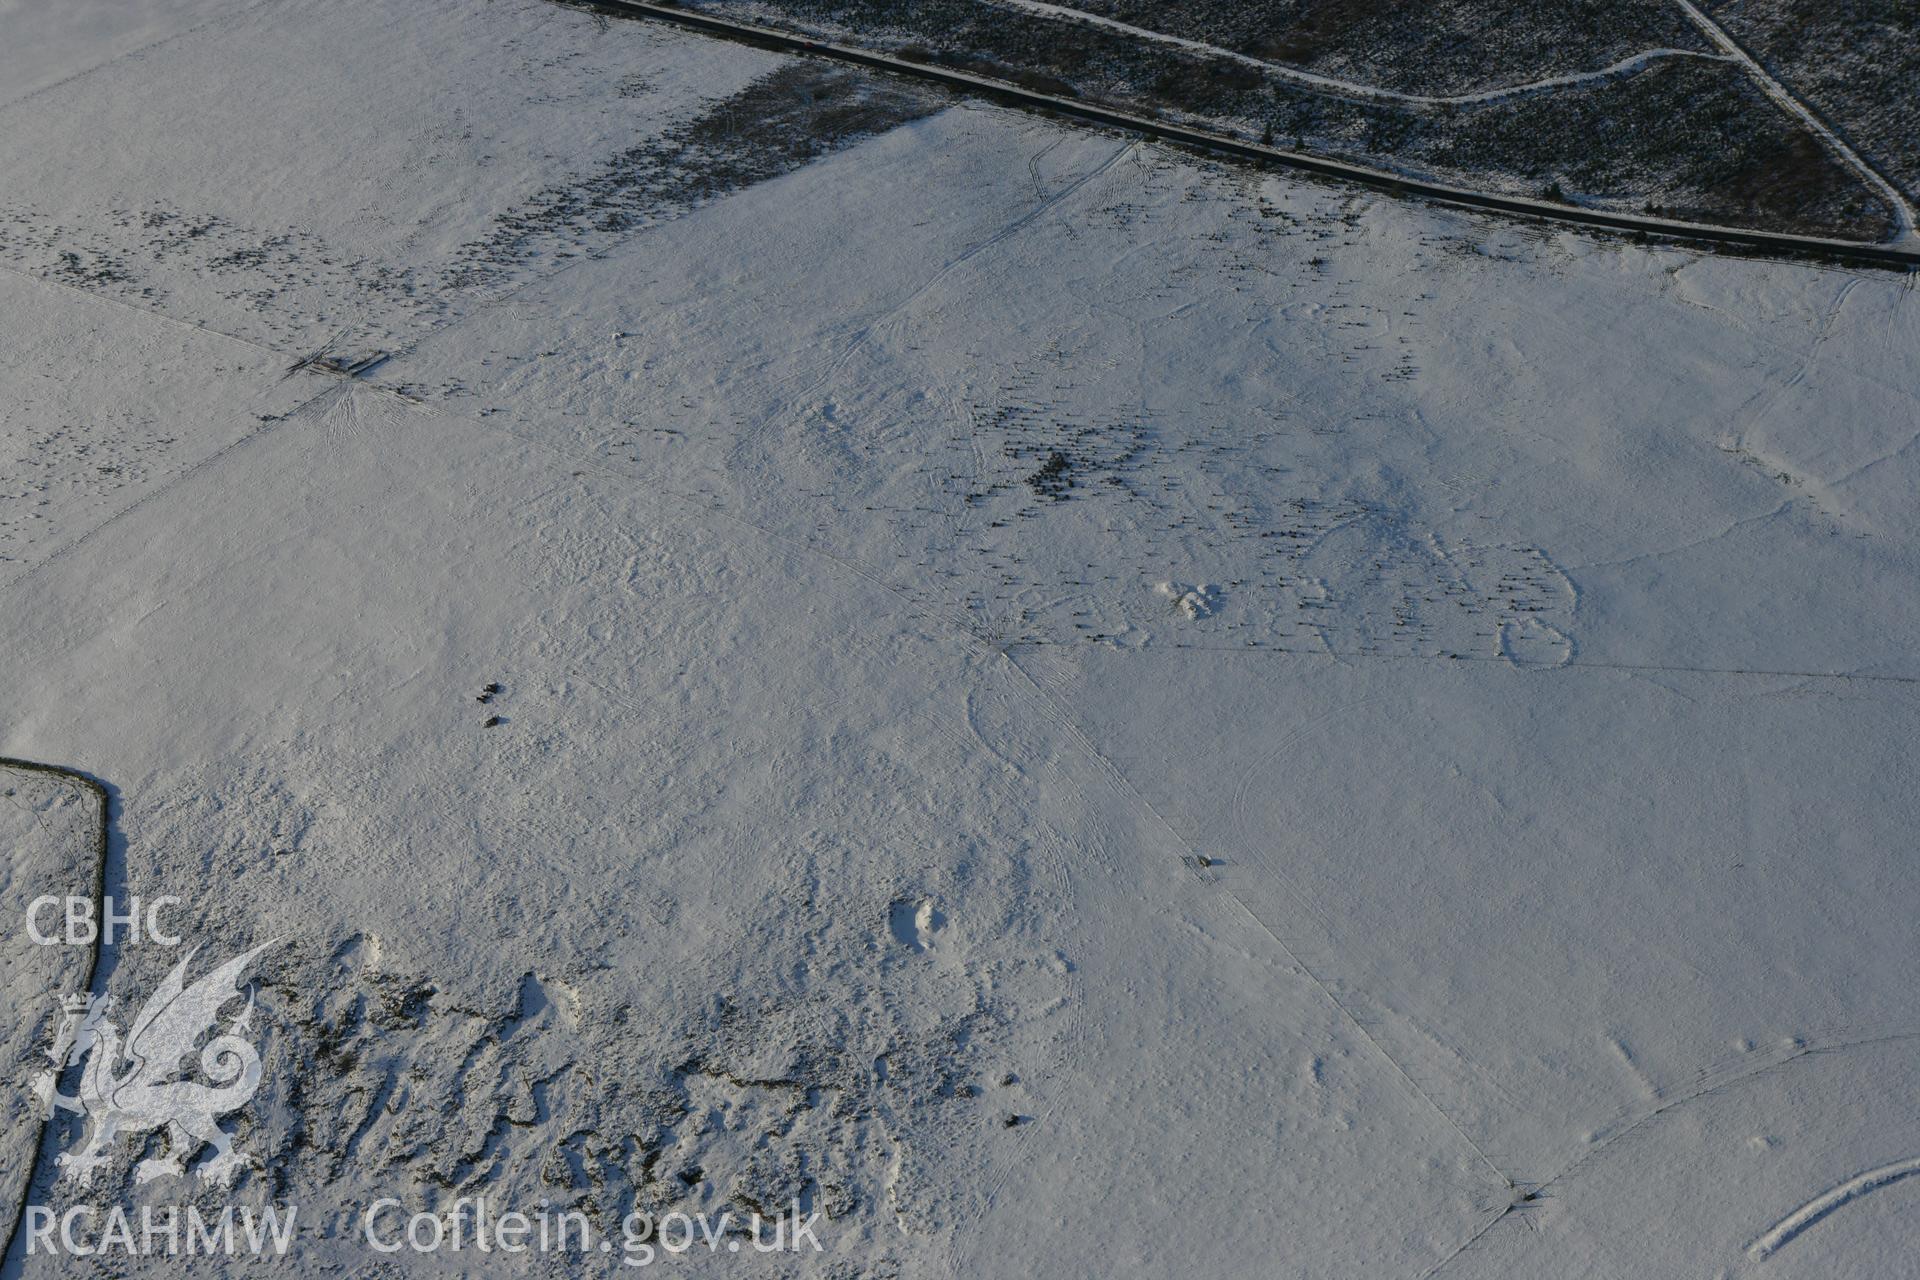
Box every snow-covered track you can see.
[997,0,1732,109]
[1749,1155,1920,1259]
[570,0,1920,270]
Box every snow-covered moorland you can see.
[1,0,1917,1277]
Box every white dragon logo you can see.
[30,941,277,1189]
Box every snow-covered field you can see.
[2,1,1916,1277]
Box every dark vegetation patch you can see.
[1025,449,1073,499]
[682,0,1890,238]
[1400,59,1888,235]
[1709,0,1920,204]
[442,62,942,292]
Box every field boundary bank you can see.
[0,758,111,1278]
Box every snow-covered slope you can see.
[1,1,1916,1277]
